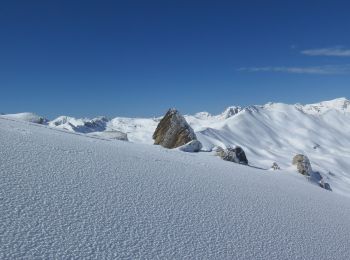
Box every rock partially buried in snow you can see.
[271,162,280,170]
[310,171,332,191]
[293,155,332,191]
[177,140,202,152]
[292,154,312,176]
[216,146,249,165]
[324,183,332,191]
[153,109,197,149]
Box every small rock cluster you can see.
[271,162,280,170]
[292,154,331,191]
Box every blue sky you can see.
[1,0,350,118]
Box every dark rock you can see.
[324,183,332,191]
[216,146,248,165]
[271,162,280,170]
[311,171,323,183]
[153,109,196,149]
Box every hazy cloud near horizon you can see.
[301,47,350,57]
[238,65,350,75]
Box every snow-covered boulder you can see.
[216,146,248,165]
[292,154,312,176]
[153,109,197,149]
[177,140,202,152]
[2,112,47,124]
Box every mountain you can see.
[2,98,350,196]
[1,115,350,259]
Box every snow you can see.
[87,130,128,141]
[49,115,108,133]
[1,116,350,259]
[3,98,350,197]
[300,97,350,114]
[177,140,202,152]
[2,112,46,124]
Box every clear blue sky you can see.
[1,0,350,118]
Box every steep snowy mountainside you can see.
[1,117,350,259]
[49,115,108,133]
[298,97,350,114]
[45,115,159,144]
[194,101,350,196]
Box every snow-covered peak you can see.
[49,115,108,133]
[219,106,243,119]
[319,97,349,107]
[298,97,350,114]
[194,111,212,119]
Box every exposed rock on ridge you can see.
[153,109,197,149]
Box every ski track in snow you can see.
[1,118,350,259]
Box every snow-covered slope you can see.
[3,98,350,196]
[191,99,350,197]
[1,117,350,259]
[2,112,47,124]
[49,115,108,133]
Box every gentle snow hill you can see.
[2,112,47,124]
[1,117,350,259]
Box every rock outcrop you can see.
[292,154,312,176]
[324,183,332,191]
[293,155,332,191]
[153,109,197,149]
[216,146,248,165]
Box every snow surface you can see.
[1,115,350,259]
[11,98,349,197]
[2,112,47,124]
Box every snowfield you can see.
[11,97,350,197]
[1,115,350,259]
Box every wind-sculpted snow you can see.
[1,117,350,259]
[3,98,350,196]
[194,103,350,196]
[2,112,47,124]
